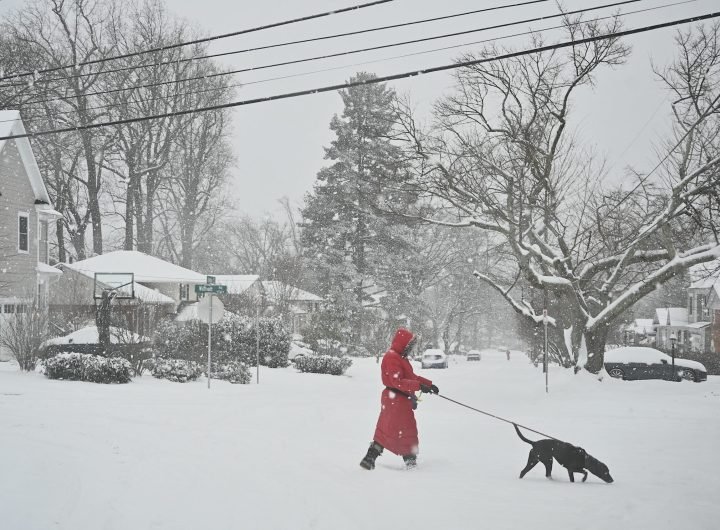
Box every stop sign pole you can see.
[195,280,227,389]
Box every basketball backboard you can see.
[94,272,135,300]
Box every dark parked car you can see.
[604,347,707,382]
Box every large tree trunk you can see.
[584,326,609,374]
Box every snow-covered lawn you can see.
[1,354,718,530]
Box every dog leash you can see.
[435,393,564,443]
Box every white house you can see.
[0,110,63,359]
[261,280,323,336]
[49,251,205,335]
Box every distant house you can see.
[49,250,205,335]
[653,307,709,354]
[176,274,262,322]
[624,318,655,346]
[261,280,323,336]
[687,272,720,354]
[0,110,63,359]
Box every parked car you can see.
[289,341,314,362]
[466,350,482,361]
[421,349,448,369]
[604,347,707,382]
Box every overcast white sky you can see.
[1,0,717,218]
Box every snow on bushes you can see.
[210,361,252,384]
[150,359,203,383]
[44,353,132,384]
[153,313,290,368]
[294,355,352,376]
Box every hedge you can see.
[294,355,352,375]
[44,353,132,384]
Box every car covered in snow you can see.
[604,347,707,382]
[288,341,314,362]
[466,350,482,361]
[421,349,448,369]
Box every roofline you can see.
[0,112,53,205]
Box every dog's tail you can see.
[513,423,535,445]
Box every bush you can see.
[210,361,252,384]
[44,353,132,384]
[153,319,205,362]
[154,313,291,369]
[151,359,203,383]
[294,355,352,375]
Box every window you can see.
[18,214,29,253]
[179,284,189,300]
[3,304,15,314]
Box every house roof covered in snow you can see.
[58,264,175,304]
[654,308,689,327]
[261,281,323,303]
[210,275,260,295]
[633,319,655,335]
[65,251,206,284]
[0,110,53,205]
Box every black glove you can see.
[420,383,439,394]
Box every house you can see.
[0,110,63,359]
[175,274,262,321]
[686,270,720,354]
[261,280,323,336]
[49,250,205,335]
[623,318,655,346]
[653,307,709,354]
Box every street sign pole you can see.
[256,301,260,384]
[208,294,213,389]
[543,309,549,394]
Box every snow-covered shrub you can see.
[153,320,205,362]
[151,359,203,383]
[210,361,252,384]
[44,353,132,384]
[294,355,352,376]
[154,314,290,368]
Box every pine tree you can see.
[302,72,410,348]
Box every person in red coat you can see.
[360,328,439,470]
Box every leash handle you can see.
[434,393,564,443]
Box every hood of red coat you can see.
[390,328,415,355]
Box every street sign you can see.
[207,275,216,285]
[195,284,227,294]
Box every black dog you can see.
[514,424,613,483]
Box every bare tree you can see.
[4,0,123,256]
[0,300,50,370]
[394,17,720,373]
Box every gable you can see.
[0,110,52,205]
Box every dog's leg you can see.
[581,471,588,482]
[519,450,540,479]
[541,457,553,479]
[567,468,575,482]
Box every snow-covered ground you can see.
[1,353,718,530]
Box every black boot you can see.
[359,442,383,470]
[403,454,417,469]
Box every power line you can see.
[14,0,643,107]
[0,0,397,83]
[6,0,552,88]
[0,0,692,126]
[1,11,718,143]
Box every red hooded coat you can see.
[373,328,433,456]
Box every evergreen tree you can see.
[302,72,411,348]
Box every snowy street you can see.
[1,355,718,530]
